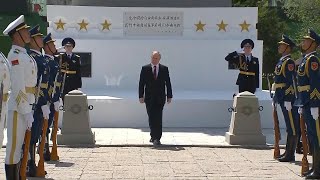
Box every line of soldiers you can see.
[0,15,82,179]
[273,30,320,179]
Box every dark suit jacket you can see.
[139,64,173,105]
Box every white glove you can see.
[284,101,292,111]
[298,107,303,115]
[236,48,244,54]
[54,101,60,112]
[41,105,50,119]
[23,113,34,130]
[311,107,319,120]
[271,83,276,91]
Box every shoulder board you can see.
[75,54,80,58]
[14,49,20,54]
[306,54,318,62]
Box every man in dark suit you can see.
[225,39,259,94]
[60,37,82,100]
[139,51,173,146]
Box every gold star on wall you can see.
[195,21,206,32]
[101,20,112,30]
[54,19,66,30]
[239,20,250,32]
[217,20,228,32]
[78,19,89,31]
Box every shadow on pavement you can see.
[46,160,75,167]
[151,145,185,151]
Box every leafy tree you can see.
[280,0,320,35]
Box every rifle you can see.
[36,117,47,177]
[20,76,42,180]
[20,130,31,180]
[36,74,48,176]
[50,55,65,161]
[267,74,281,159]
[0,81,3,117]
[0,52,7,116]
[292,75,309,175]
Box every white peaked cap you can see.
[3,15,30,36]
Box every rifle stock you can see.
[20,130,31,180]
[292,74,309,175]
[50,111,60,161]
[273,104,281,159]
[36,119,48,177]
[300,113,309,175]
[267,74,281,159]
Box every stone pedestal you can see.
[57,90,95,145]
[225,91,266,145]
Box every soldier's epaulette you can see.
[14,49,20,54]
[75,54,80,58]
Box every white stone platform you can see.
[58,89,285,129]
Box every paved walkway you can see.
[0,128,307,179]
[0,147,307,179]
[2,128,289,147]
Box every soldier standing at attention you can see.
[295,29,320,179]
[273,35,300,162]
[225,39,259,94]
[0,51,11,150]
[27,25,50,176]
[61,37,82,100]
[3,15,37,179]
[43,33,62,161]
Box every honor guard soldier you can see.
[43,33,62,161]
[273,35,300,162]
[3,15,37,179]
[61,37,82,100]
[225,39,259,94]
[295,29,320,179]
[0,51,11,149]
[27,25,50,176]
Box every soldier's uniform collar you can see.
[44,54,54,59]
[30,49,42,55]
[12,45,26,53]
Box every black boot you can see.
[308,138,313,155]
[27,160,37,177]
[44,134,51,161]
[278,135,297,162]
[277,136,289,159]
[27,144,37,177]
[306,148,320,179]
[296,136,303,154]
[5,164,19,180]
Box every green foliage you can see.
[0,13,47,56]
[280,0,320,40]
